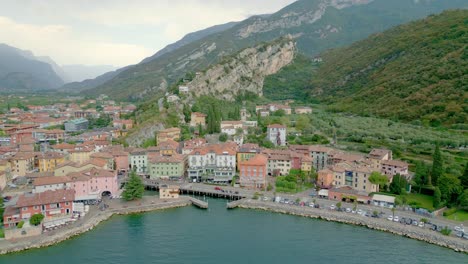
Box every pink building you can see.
[68,168,119,200]
[239,154,268,189]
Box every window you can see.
[22,207,28,211]
[65,202,69,206]
[34,205,38,210]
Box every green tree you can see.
[369,172,389,191]
[389,174,407,195]
[438,174,462,204]
[29,213,45,226]
[336,202,342,210]
[460,163,468,189]
[122,171,145,201]
[413,161,429,192]
[433,187,441,208]
[458,189,468,210]
[183,104,191,123]
[219,133,228,142]
[296,115,310,132]
[431,144,443,186]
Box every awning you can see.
[318,189,329,197]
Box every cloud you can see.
[0,16,152,66]
[0,0,296,66]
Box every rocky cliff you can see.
[185,39,296,101]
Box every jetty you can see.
[189,197,208,209]
[226,199,246,209]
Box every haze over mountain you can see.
[0,43,64,91]
[79,0,467,100]
[61,65,118,83]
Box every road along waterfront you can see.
[230,199,468,253]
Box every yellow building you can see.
[190,112,206,127]
[54,161,103,176]
[301,155,313,173]
[157,127,181,144]
[159,185,180,199]
[9,152,35,177]
[69,148,94,164]
[37,152,66,172]
[236,144,261,170]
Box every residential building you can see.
[309,146,333,171]
[178,86,189,94]
[190,112,206,127]
[148,139,180,158]
[317,168,334,189]
[3,189,75,228]
[381,160,409,178]
[187,143,237,183]
[330,162,379,194]
[113,119,134,130]
[328,186,370,204]
[51,143,76,153]
[33,176,71,193]
[148,154,186,180]
[159,185,180,199]
[129,150,148,174]
[301,155,313,173]
[64,118,89,132]
[239,154,268,189]
[267,124,286,146]
[69,148,94,164]
[90,152,115,169]
[369,149,393,170]
[262,149,292,176]
[54,160,104,176]
[220,121,244,136]
[182,138,207,155]
[68,168,119,201]
[9,152,35,177]
[236,143,261,170]
[0,171,6,191]
[157,127,181,144]
[37,152,66,172]
[295,106,312,115]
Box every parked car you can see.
[387,215,394,221]
[412,220,419,226]
[393,216,400,222]
[214,187,222,191]
[309,203,315,208]
[330,205,336,210]
[418,222,425,228]
[400,217,406,224]
[3,196,12,202]
[345,208,351,213]
[357,209,363,215]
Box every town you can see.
[1,95,452,243]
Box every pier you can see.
[189,197,208,209]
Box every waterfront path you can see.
[0,196,192,255]
[231,199,468,253]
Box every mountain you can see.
[36,56,70,82]
[61,64,118,83]
[308,10,467,126]
[60,66,131,92]
[141,21,239,63]
[0,44,64,91]
[83,0,468,100]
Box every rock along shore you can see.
[0,197,192,255]
[234,199,468,254]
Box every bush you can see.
[440,226,452,236]
[17,221,24,229]
[219,133,228,142]
[443,208,457,216]
[30,213,45,226]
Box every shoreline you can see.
[0,197,192,256]
[234,199,468,254]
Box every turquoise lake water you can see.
[1,198,467,264]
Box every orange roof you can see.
[239,154,267,166]
[267,124,286,129]
[382,160,408,168]
[17,189,75,207]
[191,112,206,117]
[34,176,70,186]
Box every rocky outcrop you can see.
[185,39,296,101]
[125,122,165,147]
[237,0,372,38]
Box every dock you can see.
[226,199,246,209]
[189,197,208,209]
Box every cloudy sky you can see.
[0,0,296,67]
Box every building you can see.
[236,143,261,170]
[69,148,94,164]
[330,162,379,194]
[33,176,71,193]
[239,154,268,189]
[301,155,313,173]
[187,143,237,183]
[9,152,35,177]
[190,112,206,127]
[220,121,244,136]
[182,138,207,155]
[54,160,104,176]
[267,124,286,146]
[178,86,189,94]
[369,149,393,170]
[148,139,180,158]
[51,143,76,153]
[159,185,179,199]
[262,149,292,176]
[309,146,333,171]
[113,119,133,130]
[0,171,7,191]
[129,150,148,174]
[372,194,396,208]
[37,152,66,172]
[295,106,312,115]
[64,118,89,132]
[328,186,370,204]
[3,189,75,228]
[317,168,334,189]
[381,160,409,178]
[157,127,181,144]
[148,154,186,180]
[68,168,119,201]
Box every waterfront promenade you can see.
[0,196,193,255]
[230,199,468,253]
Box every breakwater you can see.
[232,199,468,253]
